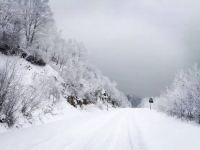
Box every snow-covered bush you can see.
[20,87,42,119]
[0,61,22,126]
[154,65,200,123]
[0,59,62,126]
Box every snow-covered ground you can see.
[0,108,200,150]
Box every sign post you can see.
[149,98,154,110]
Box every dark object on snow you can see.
[0,43,26,56]
[82,99,94,106]
[36,58,46,66]
[111,101,119,108]
[67,96,77,107]
[0,115,6,124]
[0,42,46,66]
[26,55,46,66]
[21,52,27,58]
[0,43,10,55]
[67,96,94,108]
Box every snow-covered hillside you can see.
[0,54,70,127]
[0,54,65,91]
[0,53,130,128]
[0,108,199,150]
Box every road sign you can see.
[149,98,154,103]
[149,98,153,110]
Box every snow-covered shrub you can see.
[40,78,62,114]
[155,65,200,123]
[26,55,46,66]
[0,61,43,126]
[0,61,22,126]
[20,87,41,119]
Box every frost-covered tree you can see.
[19,0,53,48]
[154,65,200,123]
[0,0,22,47]
[127,94,142,107]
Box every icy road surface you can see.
[0,108,200,150]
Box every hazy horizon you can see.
[50,0,200,98]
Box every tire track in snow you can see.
[59,110,121,150]
[128,109,147,150]
[63,109,147,150]
[25,112,111,150]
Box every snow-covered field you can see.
[0,108,200,150]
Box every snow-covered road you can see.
[0,108,200,150]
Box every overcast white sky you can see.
[50,0,200,97]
